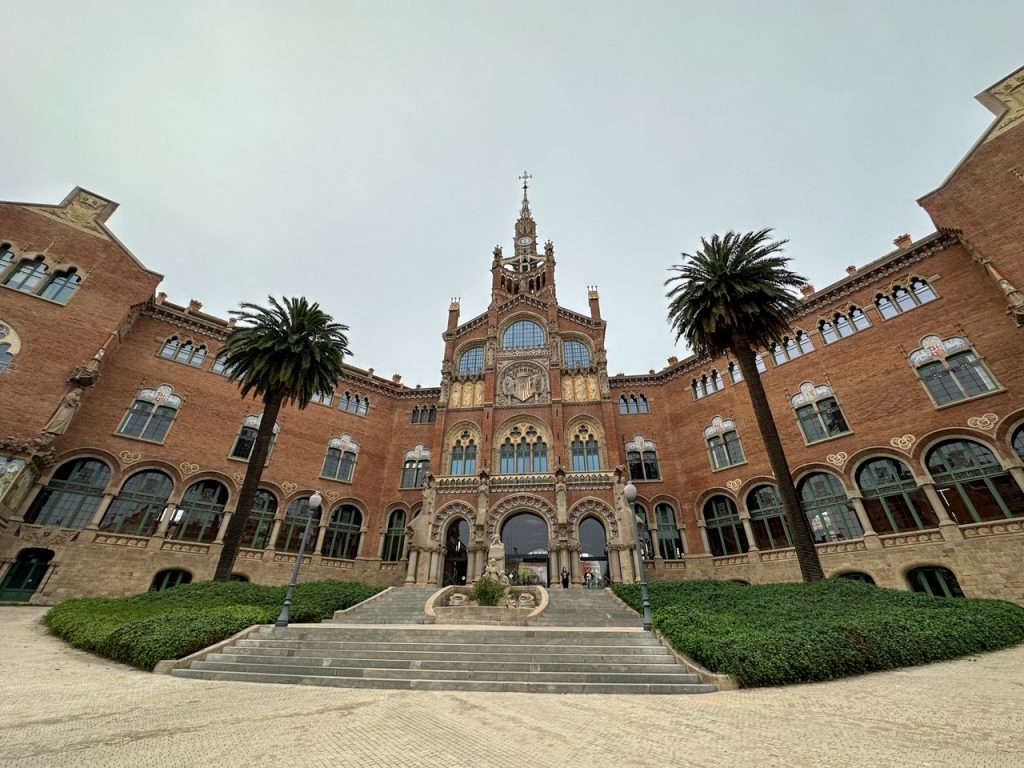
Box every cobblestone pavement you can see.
[2,608,1023,768]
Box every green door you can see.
[0,548,54,602]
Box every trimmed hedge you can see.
[45,580,382,671]
[612,579,1024,687]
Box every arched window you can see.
[25,458,112,529]
[0,322,22,375]
[382,509,406,562]
[401,445,431,488]
[323,504,361,559]
[856,457,938,533]
[910,336,998,406]
[450,431,478,476]
[704,417,745,470]
[655,503,683,559]
[458,346,485,375]
[279,497,318,553]
[240,489,278,549]
[907,566,963,598]
[791,382,851,443]
[728,361,743,383]
[230,414,280,463]
[570,424,600,472]
[562,340,592,368]
[926,439,1024,523]
[39,268,82,304]
[500,423,549,473]
[703,496,748,556]
[1013,426,1024,462]
[798,473,863,543]
[169,480,228,543]
[99,470,174,537]
[747,485,792,550]
[625,434,660,481]
[150,569,192,591]
[502,319,545,349]
[117,385,182,443]
[322,434,359,482]
[4,256,48,293]
[837,572,875,585]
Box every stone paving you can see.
[2,607,1023,768]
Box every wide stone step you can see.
[170,668,717,694]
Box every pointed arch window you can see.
[25,458,112,529]
[3,256,48,293]
[458,346,485,375]
[322,434,359,482]
[655,503,683,559]
[502,319,545,349]
[910,335,998,406]
[401,445,431,488]
[500,423,548,474]
[323,504,362,559]
[117,385,182,443]
[856,457,938,533]
[99,470,174,537]
[704,417,745,470]
[926,439,1024,523]
[382,508,407,562]
[747,485,792,550]
[570,424,601,472]
[791,382,851,443]
[625,434,660,481]
[169,480,228,543]
[240,489,278,549]
[798,473,862,543]
[703,496,748,556]
[450,431,478,476]
[230,414,280,463]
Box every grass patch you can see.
[612,579,1024,687]
[45,580,383,671]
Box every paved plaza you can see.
[2,607,1022,768]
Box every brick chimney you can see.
[800,284,815,298]
[893,233,912,250]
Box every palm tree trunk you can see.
[730,342,825,581]
[213,391,285,581]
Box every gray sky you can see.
[2,2,1021,385]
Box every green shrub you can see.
[472,576,506,606]
[45,579,383,671]
[613,579,1024,687]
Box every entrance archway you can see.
[442,518,470,586]
[501,512,550,586]
[0,548,54,602]
[579,517,609,586]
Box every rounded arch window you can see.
[907,566,963,598]
[457,346,485,375]
[150,569,192,591]
[502,319,545,349]
[25,458,112,529]
[855,457,938,533]
[747,484,792,550]
[241,489,279,549]
[100,470,174,537]
[926,439,1024,523]
[323,504,362,559]
[562,340,592,368]
[702,496,748,557]
[797,473,862,543]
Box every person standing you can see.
[560,566,569,589]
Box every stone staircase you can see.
[169,586,716,694]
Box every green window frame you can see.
[747,484,792,550]
[99,470,174,537]
[25,458,112,529]
[323,504,361,559]
[798,473,863,543]
[926,440,1024,524]
[856,457,938,533]
[702,496,748,557]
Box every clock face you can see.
[517,236,533,246]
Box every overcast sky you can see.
[2,2,1020,385]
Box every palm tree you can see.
[665,229,825,581]
[212,296,351,581]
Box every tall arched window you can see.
[450,431,478,476]
[500,423,549,473]
[856,457,937,533]
[570,424,600,472]
[323,504,361,559]
[704,417,745,470]
[926,440,1024,523]
[117,385,182,443]
[458,346,485,375]
[747,485,792,550]
[655,502,683,559]
[382,509,406,562]
[625,434,660,481]
[907,566,963,598]
[25,458,112,529]
[703,496,748,556]
[562,340,592,368]
[910,336,998,406]
[99,470,174,537]
[278,497,317,553]
[502,319,545,349]
[39,268,82,304]
[322,434,359,482]
[798,473,862,543]
[240,489,278,549]
[4,256,48,293]
[169,480,229,543]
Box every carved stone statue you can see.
[42,388,83,436]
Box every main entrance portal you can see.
[501,512,550,586]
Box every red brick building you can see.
[2,67,1023,604]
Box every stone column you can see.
[86,492,116,531]
[920,482,964,541]
[847,495,881,549]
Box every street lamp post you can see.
[275,491,322,629]
[624,482,653,632]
